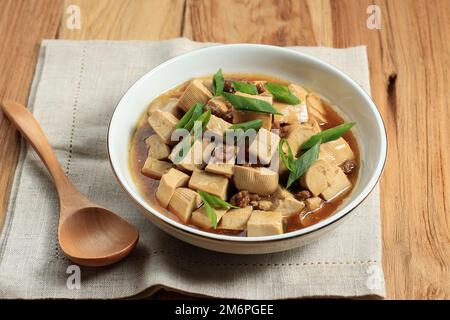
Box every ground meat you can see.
[230,191,250,207]
[294,190,312,201]
[223,80,235,93]
[256,83,265,93]
[208,104,221,116]
[230,190,260,208]
[340,159,357,174]
[209,103,233,122]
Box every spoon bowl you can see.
[1,101,139,267]
[59,207,138,267]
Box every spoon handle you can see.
[1,101,85,208]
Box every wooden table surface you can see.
[0,0,449,300]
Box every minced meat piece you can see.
[230,190,260,208]
[294,190,312,201]
[340,159,357,174]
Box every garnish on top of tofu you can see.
[130,69,359,237]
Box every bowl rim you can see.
[107,43,387,243]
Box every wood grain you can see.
[184,0,450,300]
[0,0,448,299]
[376,0,450,299]
[184,0,318,45]
[59,0,185,40]
[0,0,61,230]
[329,0,449,299]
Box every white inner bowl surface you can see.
[108,44,387,243]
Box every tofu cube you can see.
[206,114,232,135]
[305,197,323,211]
[168,188,201,223]
[177,79,212,112]
[169,138,210,172]
[273,101,309,125]
[305,92,328,124]
[218,206,253,230]
[233,166,279,196]
[273,186,294,200]
[277,123,318,174]
[235,91,273,104]
[141,157,173,180]
[188,169,229,200]
[155,168,190,208]
[205,163,234,179]
[247,210,283,237]
[321,169,351,200]
[191,206,228,230]
[274,197,305,220]
[320,137,355,166]
[210,144,236,163]
[284,124,317,156]
[202,79,213,93]
[145,134,171,160]
[248,128,280,164]
[318,145,336,164]
[147,110,179,144]
[288,84,309,102]
[289,84,327,124]
[205,144,236,178]
[232,109,272,131]
[300,159,340,196]
[148,98,182,118]
[232,91,273,130]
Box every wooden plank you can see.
[59,0,185,40]
[183,0,319,45]
[329,0,401,298]
[0,0,61,231]
[380,0,449,299]
[184,0,450,299]
[331,0,450,299]
[307,0,333,46]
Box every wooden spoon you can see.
[1,101,139,267]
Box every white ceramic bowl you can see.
[107,44,387,254]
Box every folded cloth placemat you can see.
[0,38,385,299]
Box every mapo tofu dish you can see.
[130,70,359,237]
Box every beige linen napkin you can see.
[0,38,385,299]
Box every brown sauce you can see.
[129,74,360,235]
